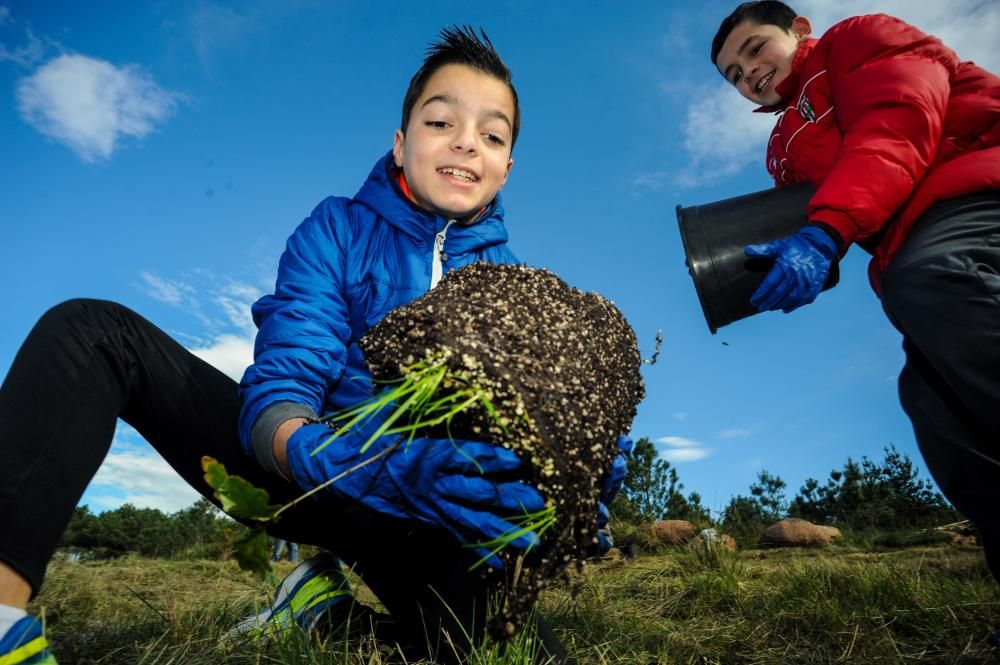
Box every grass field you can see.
[31,542,1000,664]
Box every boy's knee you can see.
[37,298,126,335]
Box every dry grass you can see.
[30,543,1000,664]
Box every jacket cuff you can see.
[807,209,856,254]
[251,401,318,480]
[807,222,846,255]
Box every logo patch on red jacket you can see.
[800,97,817,123]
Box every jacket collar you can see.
[753,38,817,114]
[353,151,508,251]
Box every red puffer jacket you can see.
[762,13,1000,294]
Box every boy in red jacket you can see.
[713,1,1000,580]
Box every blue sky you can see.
[2,0,997,516]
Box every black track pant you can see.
[0,298,568,663]
[881,191,1000,581]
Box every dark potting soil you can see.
[360,262,645,638]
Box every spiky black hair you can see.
[711,1,798,67]
[400,25,520,148]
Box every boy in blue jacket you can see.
[0,26,576,664]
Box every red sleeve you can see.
[807,14,959,247]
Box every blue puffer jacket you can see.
[238,152,518,461]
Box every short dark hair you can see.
[711,1,798,66]
[401,25,520,148]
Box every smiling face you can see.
[393,63,515,220]
[715,16,812,106]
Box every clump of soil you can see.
[360,261,645,638]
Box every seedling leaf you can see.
[200,456,281,522]
[234,527,272,579]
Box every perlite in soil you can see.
[323,261,645,637]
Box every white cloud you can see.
[190,333,254,381]
[656,435,702,448]
[89,434,202,513]
[189,3,252,75]
[83,269,265,511]
[632,170,673,191]
[138,270,262,380]
[797,0,1000,74]
[0,26,46,67]
[140,270,262,333]
[677,82,775,188]
[661,447,712,463]
[16,53,181,162]
[214,280,261,334]
[140,271,194,306]
[678,0,1000,186]
[654,435,712,463]
[0,6,11,25]
[672,412,688,421]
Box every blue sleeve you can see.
[238,197,354,455]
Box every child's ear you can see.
[791,16,812,42]
[392,129,405,168]
[501,157,514,187]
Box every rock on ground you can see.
[816,525,842,540]
[652,520,695,545]
[691,531,738,551]
[762,518,833,547]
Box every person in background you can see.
[712,0,1000,590]
[271,539,299,564]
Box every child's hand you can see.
[594,501,614,555]
[285,423,543,564]
[599,435,633,507]
[591,435,632,556]
[746,225,839,312]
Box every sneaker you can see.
[225,552,354,644]
[0,615,58,664]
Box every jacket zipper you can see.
[430,219,458,289]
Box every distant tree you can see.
[720,494,767,548]
[717,469,788,547]
[61,503,175,556]
[749,470,787,524]
[668,489,712,527]
[787,445,959,531]
[618,437,673,521]
[173,498,223,534]
[787,477,828,523]
[860,446,955,527]
[788,461,861,525]
[614,437,709,525]
[60,499,241,559]
[63,506,97,548]
[171,498,236,558]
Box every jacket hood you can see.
[353,151,509,254]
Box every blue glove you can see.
[745,225,839,313]
[594,435,633,555]
[286,423,544,566]
[599,435,633,507]
[594,502,613,554]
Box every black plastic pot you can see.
[677,182,834,334]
